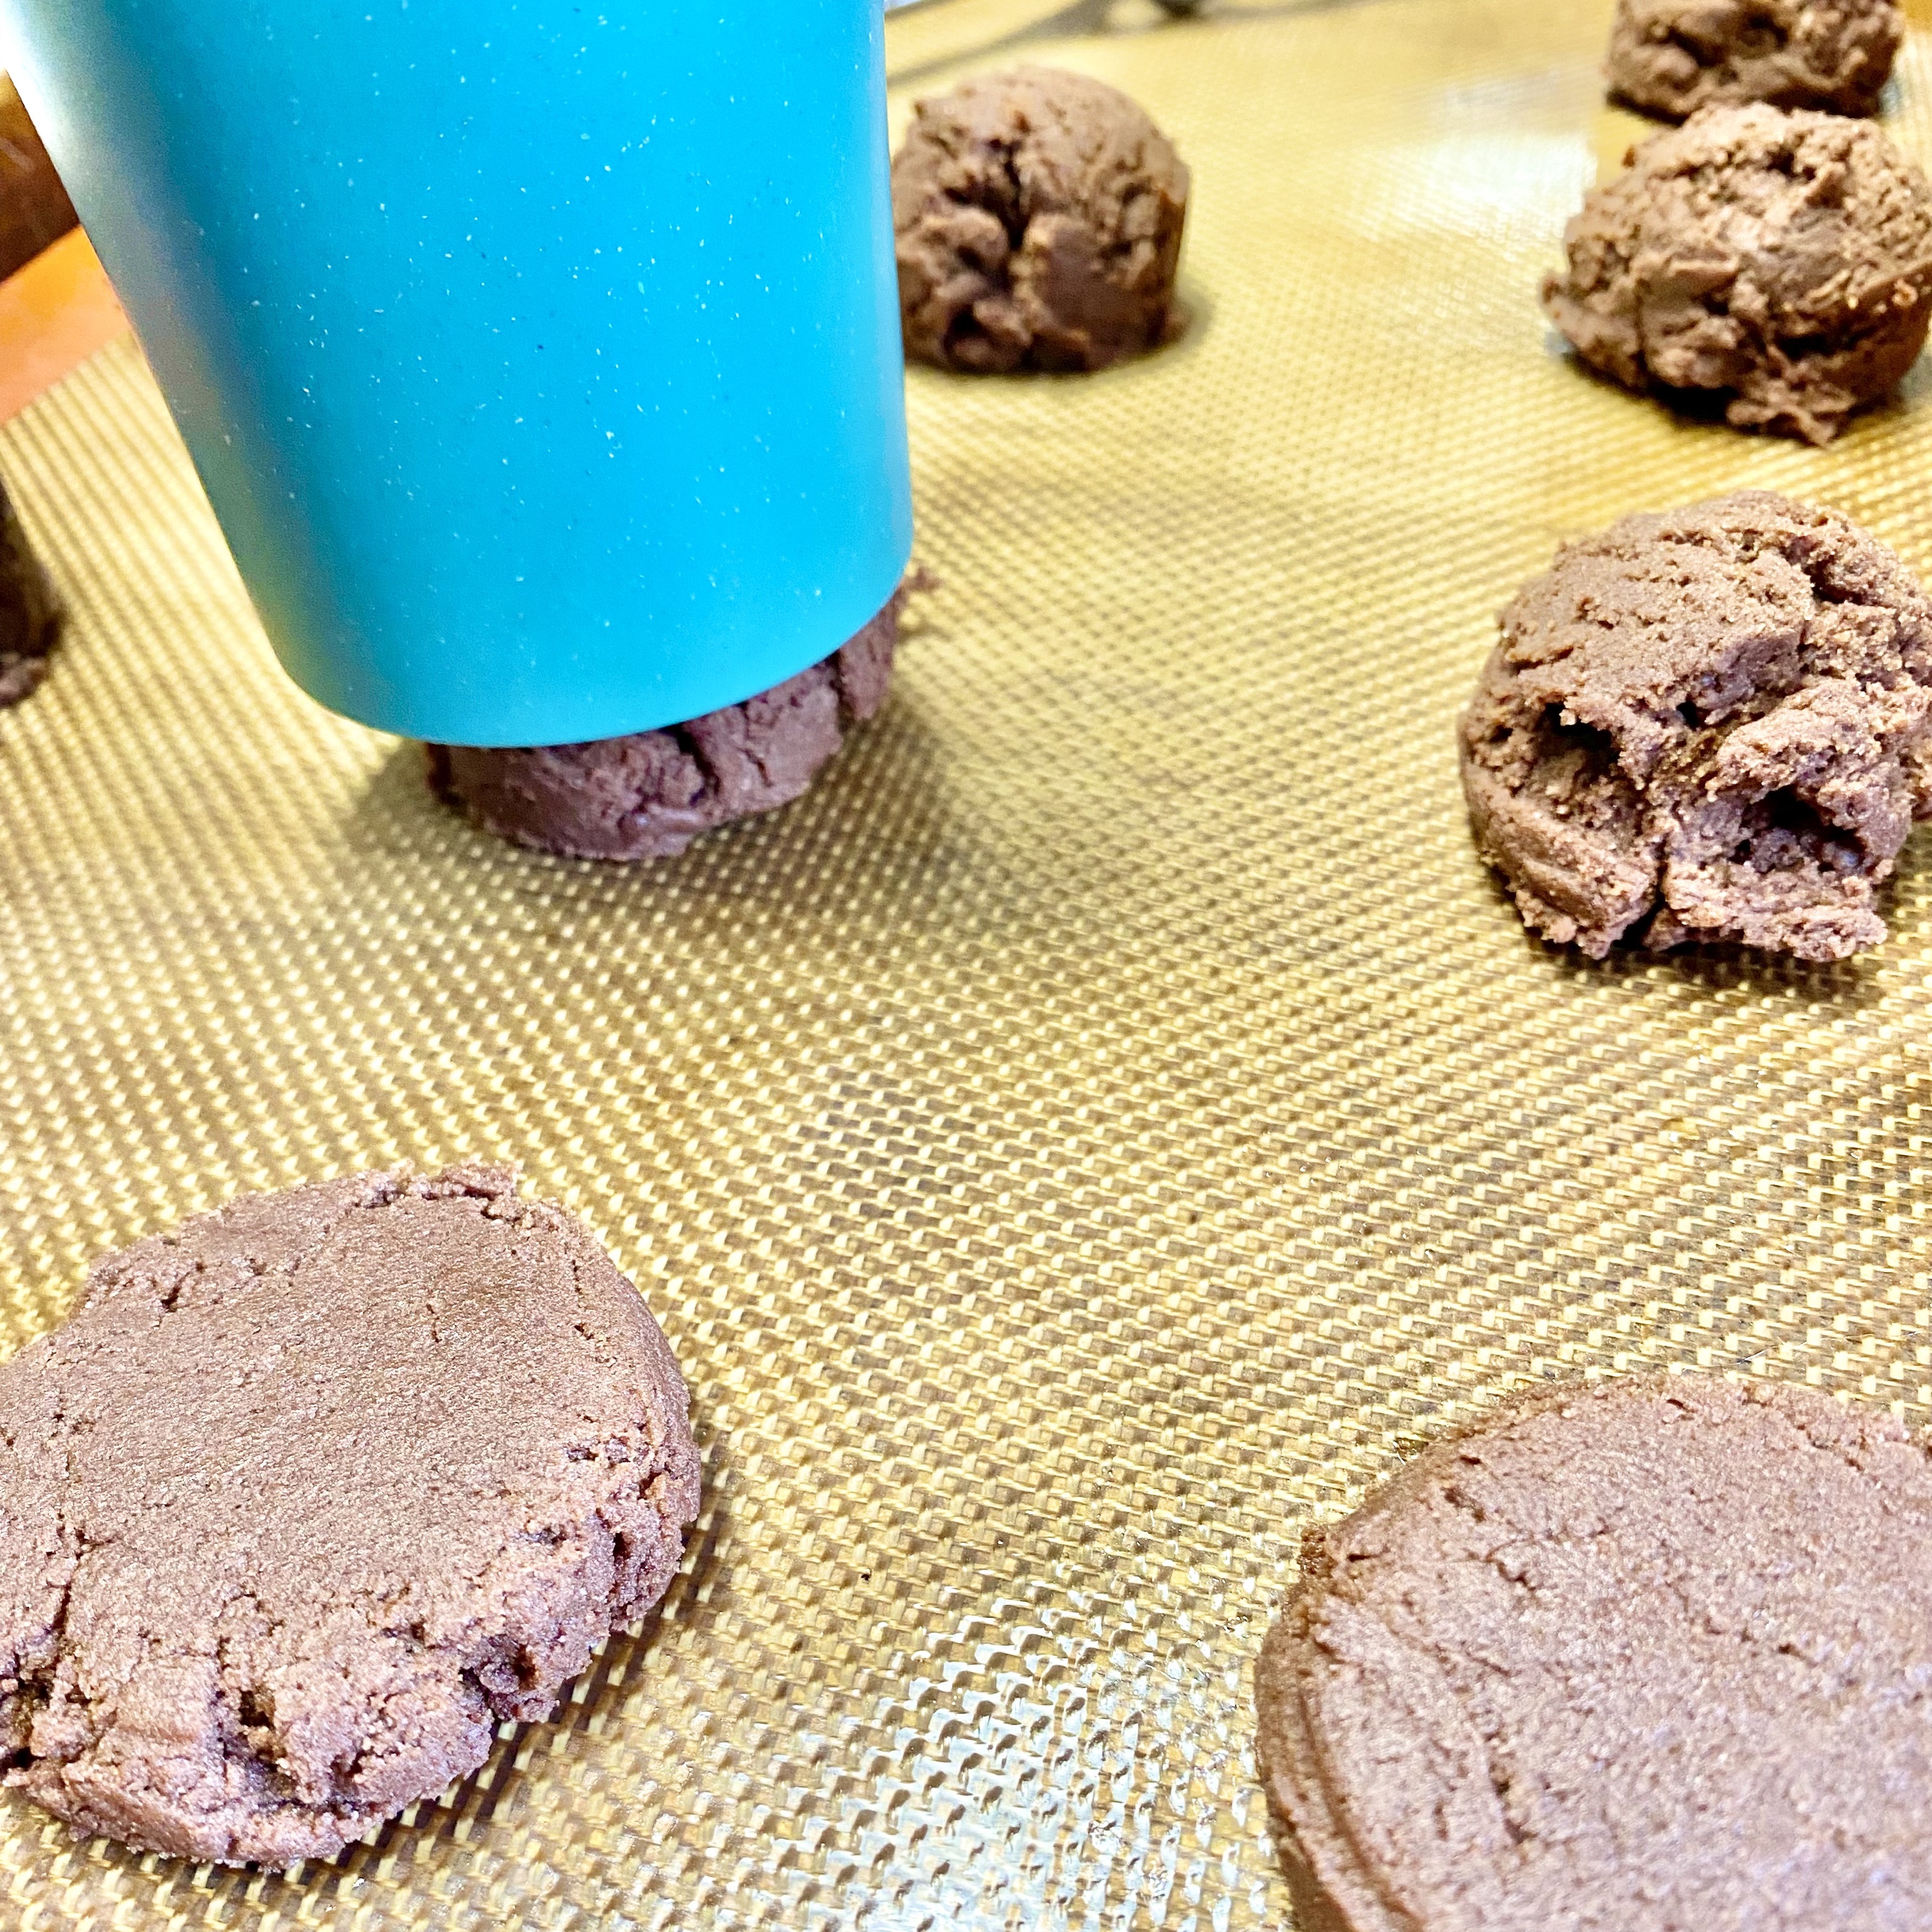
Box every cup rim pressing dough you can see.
[426,586,907,861]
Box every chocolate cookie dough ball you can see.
[1257,1376,1932,1932]
[429,590,902,861]
[1460,491,1932,962]
[1544,104,1932,444]
[892,66,1189,374]
[0,480,59,707]
[1608,0,1903,121]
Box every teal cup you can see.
[1,1,914,746]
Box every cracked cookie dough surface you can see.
[427,590,902,861]
[1543,103,1932,444]
[1460,491,1932,962]
[1256,1375,1932,1932]
[0,1163,702,1867]
[0,481,59,709]
[892,66,1189,374]
[1607,0,1904,120]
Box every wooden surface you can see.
[0,226,128,425]
[0,72,123,427]
[0,74,75,284]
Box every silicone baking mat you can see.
[6,0,1932,1925]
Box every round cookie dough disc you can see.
[427,588,903,860]
[892,66,1189,374]
[1543,103,1932,443]
[0,482,60,708]
[0,1163,703,1867]
[1257,1376,1932,1932]
[1607,0,1903,120]
[1460,490,1932,962]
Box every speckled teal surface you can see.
[1,0,913,745]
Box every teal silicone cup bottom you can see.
[2,0,914,747]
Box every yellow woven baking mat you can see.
[6,0,1932,1924]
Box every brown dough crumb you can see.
[427,587,907,861]
[1607,0,1903,121]
[1459,491,1932,962]
[892,66,1189,374]
[1257,1375,1932,1932]
[0,1163,702,1867]
[0,480,60,708]
[1543,103,1932,444]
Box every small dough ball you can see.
[1459,491,1932,963]
[428,591,901,861]
[891,66,1189,374]
[0,481,59,708]
[1607,0,1903,121]
[1543,103,1932,444]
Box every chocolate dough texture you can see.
[892,66,1189,374]
[0,1163,702,1867]
[428,591,901,861]
[1544,103,1932,444]
[1256,1375,1932,1932]
[1607,0,1903,120]
[1460,491,1932,962]
[0,480,60,707]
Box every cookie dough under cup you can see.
[0,0,913,747]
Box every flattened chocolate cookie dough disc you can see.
[1460,491,1932,962]
[1607,0,1903,121]
[1257,1376,1932,1932]
[0,1163,702,1867]
[892,66,1189,374]
[0,480,60,708]
[1544,103,1932,444]
[427,589,902,861]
